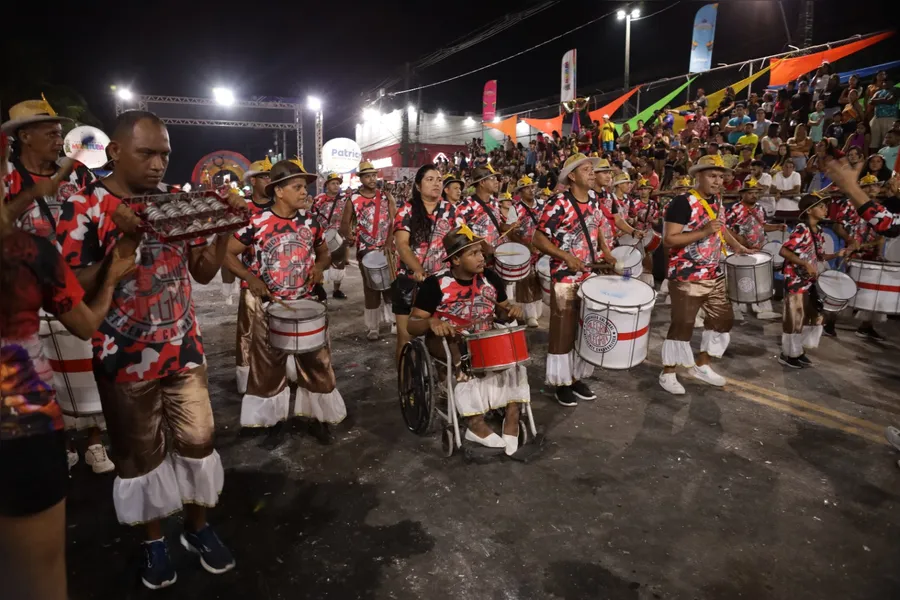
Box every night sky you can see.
[2,0,894,182]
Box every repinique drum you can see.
[38,319,103,417]
[816,270,858,312]
[883,238,900,262]
[465,326,530,373]
[725,253,774,304]
[537,255,552,305]
[494,242,532,282]
[576,275,657,369]
[266,299,328,353]
[611,245,643,277]
[821,226,845,269]
[361,251,393,291]
[324,229,343,253]
[847,259,900,314]
[618,231,661,255]
[761,241,784,271]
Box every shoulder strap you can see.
[472,196,503,236]
[326,193,341,224]
[519,201,538,225]
[568,194,598,265]
[11,159,57,233]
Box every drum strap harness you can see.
[518,201,538,226]
[473,196,503,240]
[692,189,727,256]
[325,193,342,228]
[12,158,58,234]
[569,193,598,265]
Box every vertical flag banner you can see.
[561,49,577,104]
[482,80,498,123]
[689,4,718,73]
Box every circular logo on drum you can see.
[737,277,755,294]
[583,313,618,354]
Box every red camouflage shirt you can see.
[537,191,603,284]
[835,198,880,258]
[456,194,503,247]
[349,190,391,256]
[782,222,824,294]
[312,192,346,231]
[238,198,274,290]
[393,199,457,277]
[665,192,726,282]
[726,201,767,249]
[628,196,660,231]
[413,269,506,334]
[592,188,619,248]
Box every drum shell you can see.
[761,242,784,271]
[494,243,532,282]
[39,319,103,417]
[466,327,530,373]
[816,269,858,312]
[266,302,328,353]
[643,230,662,253]
[324,229,344,253]
[725,254,774,303]
[611,245,643,277]
[848,260,900,314]
[576,276,656,369]
[537,256,552,305]
[361,251,394,291]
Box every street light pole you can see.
[618,8,639,118]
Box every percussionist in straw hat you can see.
[313,171,349,301]
[456,164,509,257]
[442,172,464,205]
[659,154,751,395]
[628,177,659,287]
[511,175,544,327]
[340,160,396,341]
[592,159,640,251]
[234,157,273,393]
[225,159,346,440]
[532,153,616,407]
[407,224,528,456]
[825,155,900,238]
[725,176,786,321]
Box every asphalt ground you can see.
[65,262,900,600]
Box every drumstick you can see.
[498,222,520,240]
[270,296,299,312]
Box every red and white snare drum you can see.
[493,242,532,282]
[619,230,662,254]
[38,318,103,417]
[266,299,328,354]
[465,326,530,374]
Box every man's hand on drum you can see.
[564,253,585,272]
[412,268,427,283]
[311,267,325,285]
[247,276,269,298]
[505,304,525,321]
[428,317,457,338]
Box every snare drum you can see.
[883,238,900,263]
[576,275,657,369]
[494,242,532,282]
[361,250,394,291]
[38,319,103,417]
[537,255,552,305]
[266,299,328,353]
[816,270,858,312]
[821,226,845,270]
[617,234,645,256]
[611,245,643,277]
[847,259,900,314]
[761,241,784,271]
[466,326,530,373]
[725,253,774,304]
[324,229,343,253]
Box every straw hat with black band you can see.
[443,173,464,188]
[243,156,273,182]
[740,176,762,192]
[688,153,730,176]
[513,175,535,192]
[265,159,317,197]
[324,172,344,184]
[798,192,830,218]
[357,160,378,175]
[593,158,613,172]
[1,96,72,135]
[558,152,600,184]
[443,223,484,262]
[612,172,631,187]
[470,164,499,186]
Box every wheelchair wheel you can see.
[518,420,530,446]
[441,427,456,457]
[398,339,439,435]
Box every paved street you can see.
[66,262,900,600]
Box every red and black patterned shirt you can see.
[413,268,507,334]
[515,199,543,246]
[592,188,619,249]
[456,194,503,247]
[782,222,824,294]
[858,201,900,238]
[56,181,207,383]
[234,208,325,301]
[2,231,84,440]
[3,159,95,243]
[836,198,880,258]
[537,191,603,284]
[312,192,346,232]
[628,196,659,231]
[349,191,391,256]
[726,201,767,249]
[393,199,457,277]
[665,192,726,282]
[238,198,274,290]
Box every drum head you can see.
[536,255,551,276]
[267,299,326,319]
[496,242,531,263]
[580,275,655,307]
[362,251,388,267]
[611,245,642,268]
[618,234,640,248]
[818,270,857,299]
[726,252,772,266]
[822,227,840,255]
[324,229,340,242]
[884,238,900,262]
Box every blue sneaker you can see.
[141,539,177,590]
[180,525,235,575]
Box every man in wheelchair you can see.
[407,224,530,455]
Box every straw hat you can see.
[740,176,762,191]
[798,191,830,217]
[2,96,72,134]
[324,172,344,184]
[688,154,730,175]
[442,173,464,188]
[243,157,273,182]
[264,159,318,197]
[357,160,378,175]
[540,187,554,197]
[443,223,484,261]
[672,176,693,190]
[636,178,653,190]
[499,191,513,201]
[859,173,879,187]
[513,175,535,192]
[558,152,600,184]
[593,158,613,172]
[470,164,499,186]
[612,172,632,186]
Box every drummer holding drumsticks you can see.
[510,175,544,327]
[225,159,347,438]
[456,165,510,260]
[407,224,528,455]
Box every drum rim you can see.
[611,245,643,266]
[465,325,527,341]
[848,258,900,268]
[725,252,773,266]
[579,275,657,308]
[362,250,389,266]
[817,269,858,300]
[469,358,530,373]
[266,300,327,319]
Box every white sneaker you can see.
[526,317,539,328]
[390,323,397,336]
[85,444,115,474]
[464,429,506,449]
[694,315,705,327]
[659,372,685,395]
[67,450,79,470]
[755,311,781,320]
[502,418,519,456]
[366,330,380,341]
[690,364,727,387]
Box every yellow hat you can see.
[770,164,783,173]
[559,152,600,184]
[593,158,613,172]
[613,172,632,186]
[243,156,273,182]
[541,187,553,196]
[325,172,344,184]
[499,191,513,200]
[689,153,730,175]
[357,160,378,175]
[1,95,72,134]
[859,173,879,186]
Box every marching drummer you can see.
[406,224,528,456]
[532,153,616,407]
[826,156,900,239]
[313,171,350,301]
[725,177,786,321]
[592,159,626,251]
[457,165,509,259]
[628,178,659,287]
[659,154,751,395]
[511,175,544,327]
[340,160,396,341]
[779,193,847,368]
[234,157,273,394]
[225,159,347,441]
[442,172,464,205]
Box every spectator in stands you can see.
[843,121,869,155]
[790,80,813,125]
[773,158,802,215]
[813,62,831,100]
[865,70,888,104]
[694,105,710,141]
[753,107,771,139]
[869,78,897,155]
[822,74,843,119]
[862,152,893,183]
[824,113,845,147]
[761,92,775,118]
[839,74,863,106]
[725,104,750,145]
[734,146,754,181]
[773,142,791,170]
[694,88,708,110]
[878,128,899,171]
[805,140,831,192]
[841,88,865,136]
[808,100,826,143]
[760,123,782,168]
[600,115,617,152]
[787,123,813,171]
[617,122,633,150]
[737,121,759,156]
[773,88,790,125]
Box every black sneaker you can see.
[181,525,235,575]
[796,353,813,367]
[822,323,837,338]
[865,327,886,342]
[308,420,333,445]
[570,380,596,401]
[141,539,177,590]
[778,354,803,369]
[313,284,327,302]
[555,386,578,407]
[332,289,347,300]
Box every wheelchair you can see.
[397,335,539,458]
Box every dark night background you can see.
[2,0,895,182]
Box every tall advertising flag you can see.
[482,80,498,123]
[561,49,577,103]
[689,4,718,73]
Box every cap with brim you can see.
[688,154,730,176]
[559,153,600,184]
[443,173,464,188]
[443,223,484,261]
[470,165,499,186]
[357,161,378,175]
[798,192,830,217]
[593,158,613,172]
[264,159,317,196]
[2,98,72,134]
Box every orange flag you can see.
[484,115,519,144]
[769,32,893,86]
[520,114,564,136]
[587,85,641,123]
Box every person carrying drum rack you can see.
[407,224,528,455]
[725,177,786,321]
[340,160,396,341]
[532,153,617,407]
[659,154,751,395]
[825,157,900,239]
[778,193,847,368]
[511,175,544,327]
[312,171,349,301]
[225,159,347,439]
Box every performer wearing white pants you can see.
[511,175,544,327]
